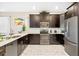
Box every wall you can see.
[0,12,30,33]
[60,14,65,28]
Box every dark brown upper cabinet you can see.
[55,15,60,27]
[65,7,74,19]
[30,12,60,28]
[40,14,60,28]
[65,3,78,19]
[30,14,40,28]
[49,14,60,28]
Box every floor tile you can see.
[20,45,69,56]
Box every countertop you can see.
[29,28,64,34]
[0,31,29,47]
[0,28,64,47]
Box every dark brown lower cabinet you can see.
[28,34,64,45]
[28,34,40,45]
[49,34,60,45]
[0,35,29,56]
[55,34,64,44]
[17,35,29,55]
[1,34,64,56]
[0,46,6,56]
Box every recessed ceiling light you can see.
[55,6,58,10]
[33,5,36,10]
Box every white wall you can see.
[60,14,65,28]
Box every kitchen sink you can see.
[3,34,21,40]
[0,34,21,42]
[11,34,21,38]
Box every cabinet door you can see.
[30,14,40,28]
[56,34,64,44]
[49,15,56,27]
[17,36,29,56]
[5,41,17,56]
[50,34,60,44]
[65,3,78,19]
[29,34,40,44]
[73,3,78,16]
[49,15,60,28]
[55,15,60,27]
[17,39,22,56]
[65,12,68,19]
[0,46,6,56]
[23,35,29,44]
[65,7,73,19]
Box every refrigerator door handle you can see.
[67,22,70,38]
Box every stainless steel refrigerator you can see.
[64,16,78,56]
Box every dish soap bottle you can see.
[0,33,3,41]
[22,24,25,31]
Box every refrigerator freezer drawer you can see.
[64,38,78,56]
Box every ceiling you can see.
[0,2,73,14]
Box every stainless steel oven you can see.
[40,22,49,28]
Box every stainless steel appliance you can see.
[64,16,78,56]
[40,22,49,28]
[40,29,49,45]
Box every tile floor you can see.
[20,45,69,56]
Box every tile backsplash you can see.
[29,28,64,34]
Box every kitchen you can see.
[0,2,78,56]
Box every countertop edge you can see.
[0,31,29,47]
